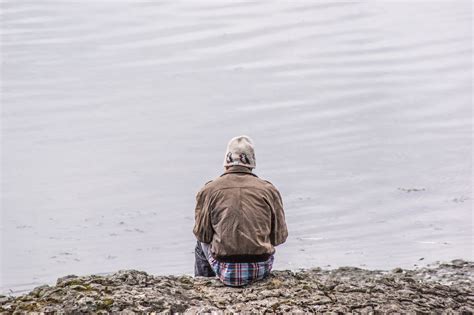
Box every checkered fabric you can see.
[207,251,274,287]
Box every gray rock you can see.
[56,274,78,286]
[452,259,467,267]
[1,261,473,313]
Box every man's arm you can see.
[269,187,288,246]
[193,188,214,244]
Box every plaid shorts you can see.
[207,250,274,287]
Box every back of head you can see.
[223,135,256,169]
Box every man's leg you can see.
[200,242,211,260]
[194,241,216,277]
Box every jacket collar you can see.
[221,165,258,177]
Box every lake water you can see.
[1,1,472,295]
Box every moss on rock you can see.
[1,260,473,313]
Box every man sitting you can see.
[193,135,288,286]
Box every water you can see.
[1,1,472,295]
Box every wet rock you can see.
[392,267,403,273]
[29,285,47,299]
[0,261,473,313]
[0,296,11,304]
[56,274,79,286]
[452,259,468,268]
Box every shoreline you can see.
[1,259,472,313]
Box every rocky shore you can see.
[1,260,473,314]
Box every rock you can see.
[392,267,403,273]
[452,259,467,268]
[69,284,89,291]
[56,274,79,286]
[0,296,11,304]
[267,278,283,289]
[30,285,50,298]
[2,261,473,313]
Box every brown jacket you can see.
[193,165,288,262]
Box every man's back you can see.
[193,135,288,286]
[193,165,288,262]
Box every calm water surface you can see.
[1,1,472,294]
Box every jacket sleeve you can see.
[269,186,288,246]
[193,188,214,243]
